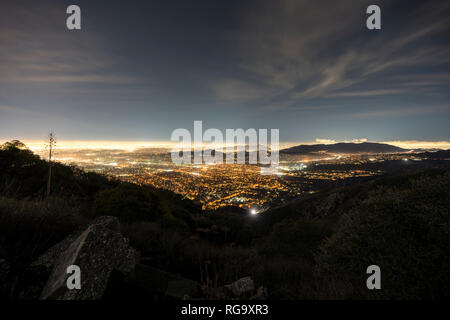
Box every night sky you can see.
[0,0,449,143]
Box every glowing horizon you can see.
[1,139,449,152]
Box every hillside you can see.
[0,140,449,300]
[417,149,450,160]
[255,168,450,299]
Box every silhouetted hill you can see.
[0,140,201,220]
[281,142,406,154]
[417,149,450,159]
[255,168,450,299]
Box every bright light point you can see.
[250,209,258,215]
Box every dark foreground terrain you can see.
[0,141,449,299]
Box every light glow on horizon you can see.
[1,139,449,153]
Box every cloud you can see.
[0,104,35,115]
[0,1,136,93]
[349,105,449,119]
[209,0,450,109]
[13,75,135,84]
[211,78,274,103]
[315,138,336,144]
[385,140,450,150]
[350,138,368,143]
[326,89,407,98]
[392,73,450,88]
[315,138,368,144]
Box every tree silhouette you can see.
[1,140,27,151]
[46,132,56,199]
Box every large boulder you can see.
[205,277,258,299]
[18,216,122,299]
[35,216,138,300]
[225,276,255,297]
[30,216,120,275]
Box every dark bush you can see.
[259,218,333,260]
[0,197,85,271]
[316,172,450,299]
[92,183,166,222]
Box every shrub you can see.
[316,172,450,299]
[92,183,165,222]
[258,218,333,260]
[0,197,84,271]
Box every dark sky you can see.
[0,0,449,142]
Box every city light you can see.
[27,145,421,211]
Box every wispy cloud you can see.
[326,89,407,98]
[210,0,450,109]
[13,75,135,84]
[385,140,450,150]
[314,138,368,144]
[0,1,136,92]
[349,105,449,119]
[211,78,274,103]
[0,104,35,115]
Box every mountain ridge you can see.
[280,142,407,154]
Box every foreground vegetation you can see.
[0,141,449,299]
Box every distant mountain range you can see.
[280,142,407,154]
[161,142,445,158]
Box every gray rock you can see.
[89,216,121,232]
[39,217,139,300]
[225,276,255,297]
[30,216,121,274]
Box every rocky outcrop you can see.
[29,216,121,279]
[224,276,255,297]
[17,216,263,301]
[125,266,264,300]
[203,277,266,300]
[40,220,139,300]
[19,216,138,300]
[40,216,138,300]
